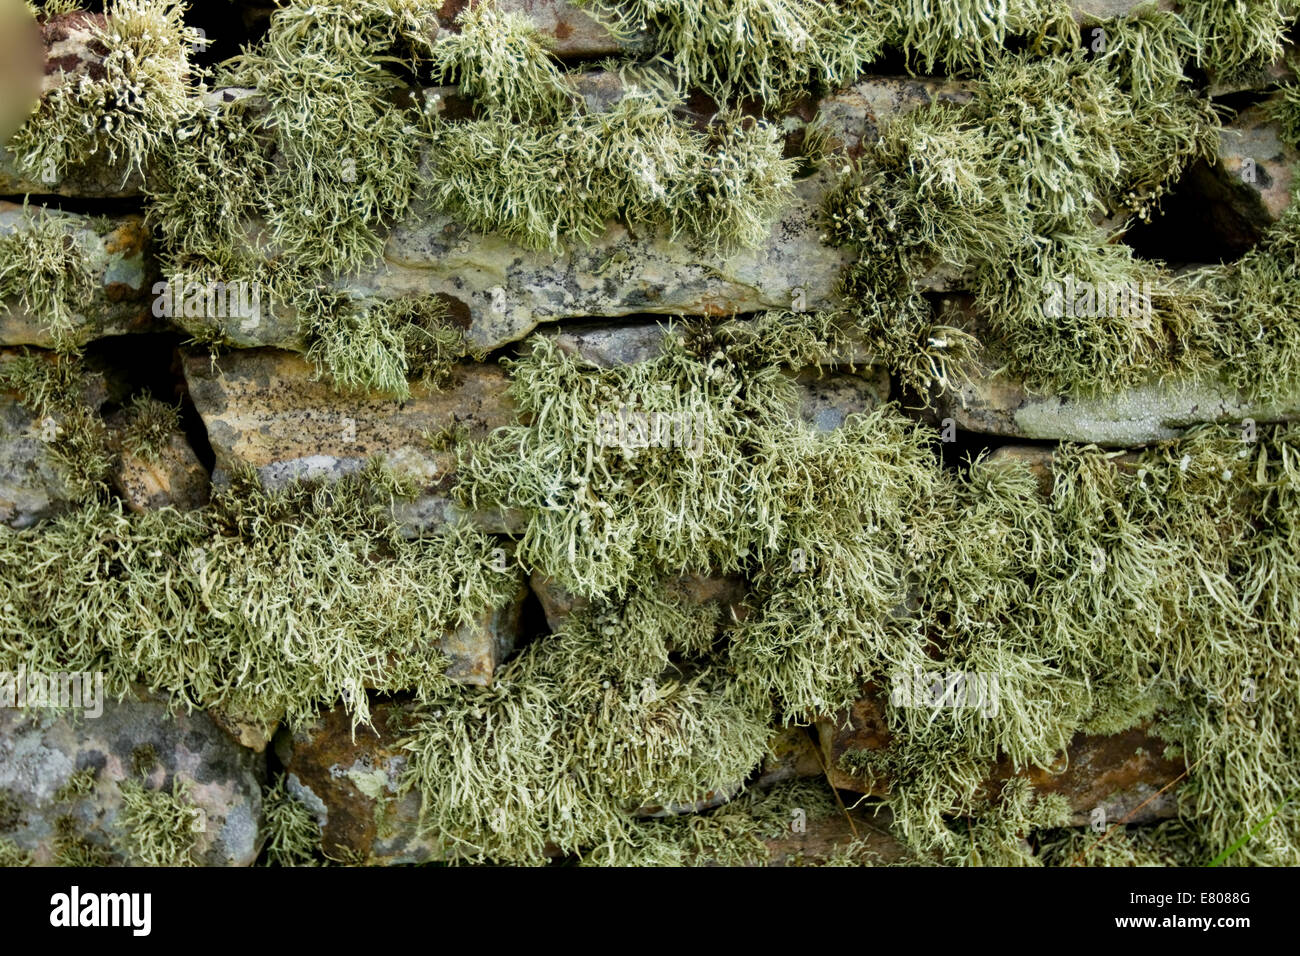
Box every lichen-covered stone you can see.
[0,348,106,529]
[274,701,438,865]
[938,368,1300,446]
[0,206,155,348]
[0,688,264,866]
[815,694,1182,825]
[109,429,210,513]
[181,348,519,533]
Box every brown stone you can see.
[816,690,1183,824]
[110,429,210,513]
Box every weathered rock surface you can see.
[108,428,210,513]
[181,348,520,533]
[530,571,748,633]
[442,575,528,686]
[365,77,968,353]
[274,701,436,865]
[0,688,264,866]
[1182,97,1298,253]
[0,206,155,347]
[763,804,915,866]
[815,693,1183,825]
[0,348,105,529]
[939,368,1300,446]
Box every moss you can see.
[116,777,198,866]
[130,743,158,777]
[0,206,97,352]
[120,394,180,463]
[54,767,98,803]
[8,0,202,185]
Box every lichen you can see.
[0,462,518,730]
[9,0,202,185]
[116,777,199,866]
[0,206,97,352]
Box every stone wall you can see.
[2,0,1299,867]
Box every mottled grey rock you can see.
[182,348,520,533]
[795,368,890,431]
[1180,97,1298,252]
[0,348,106,529]
[0,205,156,347]
[940,370,1300,446]
[0,688,264,866]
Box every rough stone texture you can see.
[754,726,825,788]
[274,701,438,865]
[0,348,104,529]
[109,429,210,513]
[939,368,1300,446]
[1182,98,1298,253]
[442,575,528,686]
[181,348,520,533]
[0,688,264,866]
[763,805,915,866]
[207,706,277,755]
[365,77,968,354]
[0,206,155,347]
[815,692,1182,825]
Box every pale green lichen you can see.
[261,778,323,867]
[9,0,202,185]
[0,349,114,502]
[119,394,180,463]
[116,777,199,866]
[54,767,98,803]
[304,294,472,398]
[0,207,97,352]
[0,463,519,730]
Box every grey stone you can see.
[940,370,1300,446]
[0,688,264,866]
[181,347,521,533]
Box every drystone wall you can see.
[1,0,1299,867]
